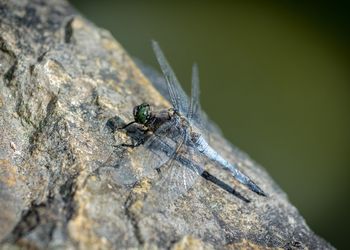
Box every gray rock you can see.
[0,0,333,249]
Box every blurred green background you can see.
[69,1,350,248]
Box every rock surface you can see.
[0,0,333,249]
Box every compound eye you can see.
[134,103,150,124]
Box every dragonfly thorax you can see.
[133,103,174,132]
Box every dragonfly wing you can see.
[188,64,210,140]
[152,41,189,115]
[133,115,189,179]
[187,64,200,120]
[142,130,204,214]
[101,116,182,186]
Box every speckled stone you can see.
[0,0,333,249]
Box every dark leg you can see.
[118,121,150,134]
[112,137,144,148]
[114,128,149,148]
[114,123,150,148]
[154,159,168,174]
[118,121,136,130]
[119,139,144,148]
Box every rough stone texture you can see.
[0,0,333,249]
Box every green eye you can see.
[133,103,150,124]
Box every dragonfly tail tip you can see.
[248,181,267,197]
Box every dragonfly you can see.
[119,41,265,208]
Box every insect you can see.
[119,41,265,207]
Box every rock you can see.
[0,0,333,249]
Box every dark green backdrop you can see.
[69,1,350,248]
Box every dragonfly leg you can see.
[116,120,149,131]
[155,164,168,174]
[118,128,151,148]
[115,137,145,148]
[106,117,136,132]
[113,124,151,149]
[118,121,136,130]
[118,122,150,134]
[120,141,142,148]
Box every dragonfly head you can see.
[133,103,151,124]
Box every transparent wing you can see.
[132,117,184,178]
[152,41,189,115]
[187,64,200,120]
[142,128,204,214]
[97,117,183,186]
[187,64,203,124]
[188,64,210,140]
